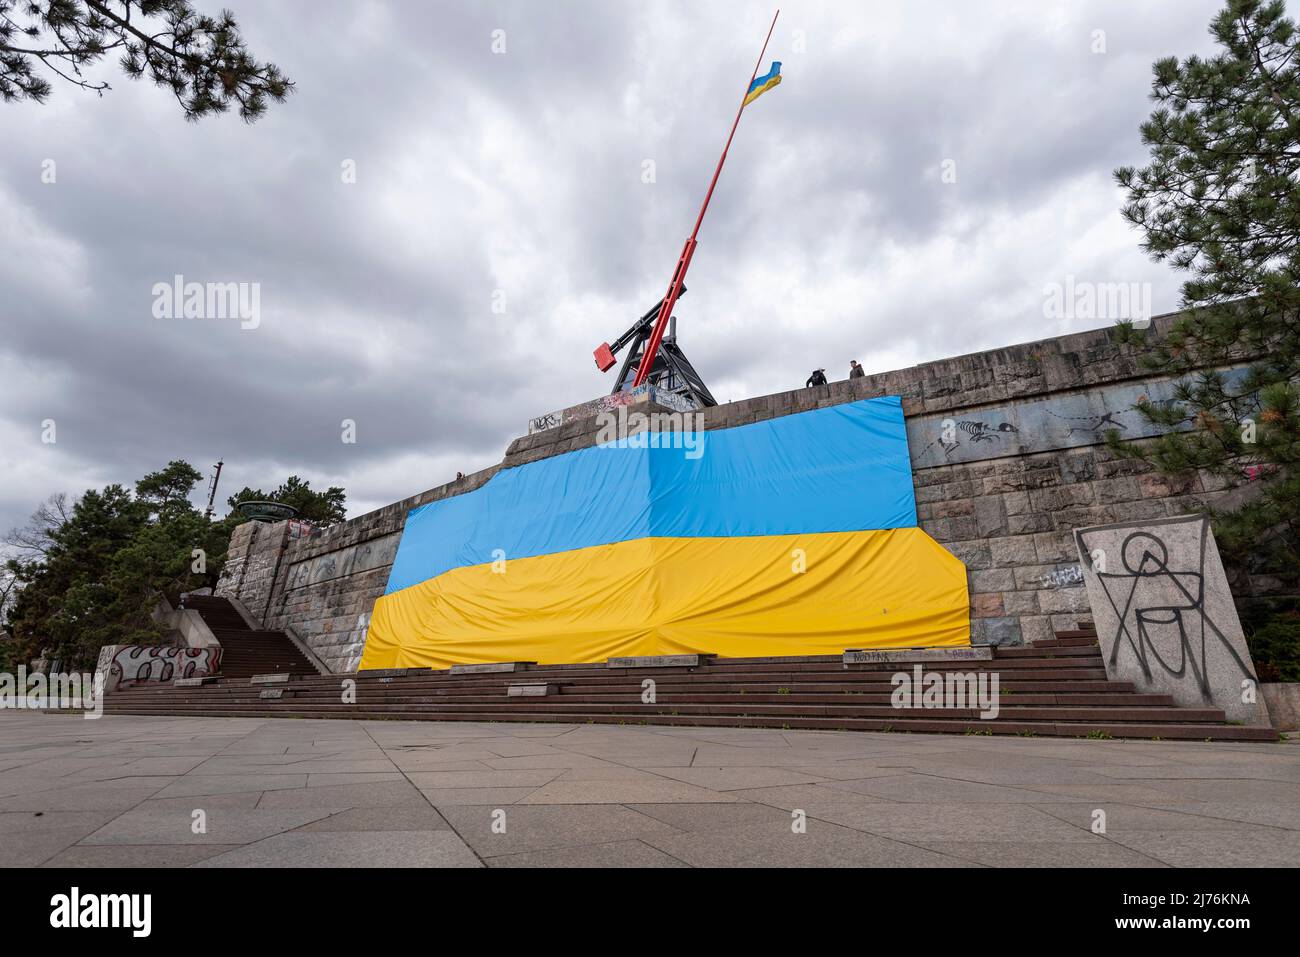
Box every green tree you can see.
[1114,0,1300,580]
[0,0,292,120]
[2,465,231,667]
[136,460,204,518]
[227,475,347,526]
[1,463,349,669]
[4,484,151,666]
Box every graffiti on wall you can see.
[99,645,222,692]
[528,384,697,434]
[1075,514,1266,725]
[285,532,402,591]
[1036,564,1085,589]
[908,366,1251,468]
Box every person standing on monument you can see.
[849,360,865,380]
[806,368,827,387]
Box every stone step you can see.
[99,706,1277,741]
[104,643,1272,741]
[111,672,1139,697]
[108,689,1185,709]
[104,699,1228,722]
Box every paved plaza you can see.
[1,712,1298,867]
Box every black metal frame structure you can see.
[603,287,717,408]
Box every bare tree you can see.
[3,492,72,561]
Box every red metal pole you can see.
[632,9,780,388]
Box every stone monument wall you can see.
[218,311,1279,671]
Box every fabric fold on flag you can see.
[744,60,782,106]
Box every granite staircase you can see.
[180,595,318,679]
[103,621,1276,741]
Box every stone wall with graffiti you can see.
[888,324,1265,647]
[908,367,1250,469]
[528,384,697,435]
[219,309,1279,660]
[95,644,222,694]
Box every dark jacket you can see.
[806,370,827,387]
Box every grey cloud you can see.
[0,0,1228,535]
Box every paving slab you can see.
[297,807,453,832]
[418,787,544,806]
[0,786,165,812]
[40,844,242,868]
[519,777,740,805]
[1031,802,1267,833]
[405,769,564,790]
[439,803,679,856]
[919,840,1165,867]
[488,840,687,868]
[1,712,1296,867]
[625,802,796,832]
[79,806,336,845]
[254,780,428,809]
[1102,829,1300,867]
[643,766,831,791]
[641,819,969,867]
[151,774,309,799]
[192,831,482,868]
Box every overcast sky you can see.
[0,0,1234,533]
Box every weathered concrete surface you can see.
[1262,684,1300,731]
[1075,515,1268,727]
[218,311,1277,670]
[2,712,1297,868]
[527,383,696,435]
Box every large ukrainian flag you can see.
[360,396,969,670]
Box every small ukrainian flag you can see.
[744,61,782,107]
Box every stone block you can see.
[1018,616,1054,644]
[1002,490,1031,515]
[1094,476,1142,505]
[970,592,1005,618]
[988,536,1038,566]
[1261,683,1300,731]
[449,662,534,674]
[843,647,993,666]
[607,655,706,669]
[973,495,1009,537]
[932,499,974,519]
[946,542,991,570]
[1033,532,1076,563]
[969,568,1016,592]
[1035,586,1090,615]
[1001,590,1040,615]
[250,673,290,685]
[1075,514,1268,726]
[1006,512,1055,535]
[970,617,1023,647]
[1137,471,1197,499]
